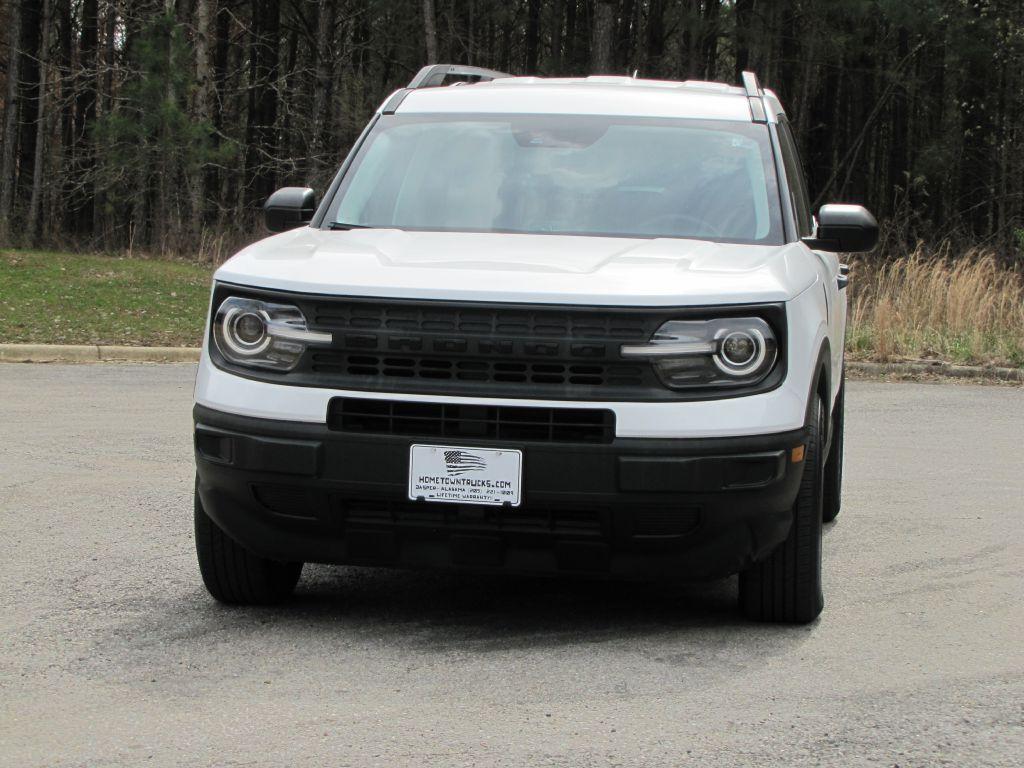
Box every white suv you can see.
[192,65,877,623]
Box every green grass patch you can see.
[0,249,211,346]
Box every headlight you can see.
[621,317,778,389]
[212,296,332,371]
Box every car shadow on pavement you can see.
[255,522,841,646]
[253,565,757,650]
[176,522,842,649]
[227,522,841,647]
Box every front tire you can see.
[194,482,303,605]
[739,395,825,624]
[823,376,845,523]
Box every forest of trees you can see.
[0,0,1021,260]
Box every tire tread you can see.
[739,396,825,623]
[194,484,302,605]
[823,377,845,523]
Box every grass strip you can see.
[1,249,211,347]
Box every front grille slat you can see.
[313,305,650,341]
[310,351,646,388]
[337,496,605,536]
[328,398,615,444]
[305,299,656,396]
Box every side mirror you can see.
[804,204,878,253]
[264,187,316,233]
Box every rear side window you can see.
[777,119,812,237]
[327,114,784,245]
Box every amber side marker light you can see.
[791,445,806,463]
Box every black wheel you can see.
[739,395,825,624]
[194,482,303,605]
[823,376,845,523]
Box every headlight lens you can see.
[212,296,331,371]
[621,317,778,389]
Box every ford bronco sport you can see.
[193,65,877,623]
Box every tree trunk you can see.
[93,0,118,246]
[549,0,564,74]
[191,0,215,228]
[311,0,337,181]
[0,0,24,241]
[15,0,42,203]
[681,0,700,78]
[27,0,54,240]
[565,0,577,73]
[213,2,231,229]
[701,0,720,81]
[616,0,636,72]
[957,1,996,236]
[423,0,438,62]
[591,0,615,74]
[525,0,540,74]
[245,0,281,206]
[733,0,753,82]
[73,0,99,235]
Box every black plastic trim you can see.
[194,404,808,579]
[768,121,799,244]
[808,339,832,453]
[327,397,616,444]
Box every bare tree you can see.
[310,0,338,181]
[191,0,216,226]
[423,0,438,61]
[0,0,24,240]
[591,0,615,73]
[27,0,54,238]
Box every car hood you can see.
[214,228,817,306]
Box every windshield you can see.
[325,114,783,245]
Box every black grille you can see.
[338,496,604,536]
[311,353,645,388]
[253,484,315,518]
[328,398,615,443]
[633,507,701,537]
[297,296,664,399]
[311,302,651,340]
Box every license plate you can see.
[408,444,522,507]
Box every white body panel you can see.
[214,228,817,307]
[195,75,844,439]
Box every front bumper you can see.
[194,404,807,581]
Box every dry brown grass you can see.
[846,246,1024,367]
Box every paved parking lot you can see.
[1,364,1022,767]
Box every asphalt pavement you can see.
[1,364,1021,767]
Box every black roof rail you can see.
[407,64,510,89]
[741,71,767,123]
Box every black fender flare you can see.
[805,339,832,455]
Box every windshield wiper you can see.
[328,222,375,231]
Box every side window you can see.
[777,118,813,237]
